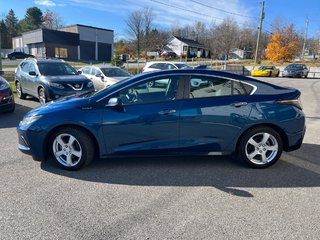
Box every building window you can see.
[183,46,188,52]
[55,48,68,59]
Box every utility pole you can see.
[301,17,309,60]
[254,0,265,64]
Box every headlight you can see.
[87,81,93,88]
[20,115,42,126]
[0,81,10,90]
[48,82,64,89]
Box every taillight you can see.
[277,97,303,110]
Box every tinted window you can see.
[21,62,31,73]
[101,68,131,77]
[29,62,37,73]
[116,76,179,105]
[37,62,78,76]
[175,63,189,69]
[189,76,250,98]
[91,68,100,76]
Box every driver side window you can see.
[116,76,180,105]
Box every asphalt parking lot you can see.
[0,77,319,240]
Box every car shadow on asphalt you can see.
[0,103,34,129]
[41,143,320,198]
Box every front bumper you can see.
[0,92,15,113]
[17,125,46,161]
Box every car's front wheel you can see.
[16,81,27,99]
[50,128,95,170]
[38,87,47,105]
[237,127,283,168]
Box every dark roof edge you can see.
[63,24,114,32]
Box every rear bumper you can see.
[286,126,306,152]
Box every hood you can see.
[41,75,90,83]
[27,93,91,116]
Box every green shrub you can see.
[111,55,123,67]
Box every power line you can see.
[150,0,225,22]
[189,0,257,19]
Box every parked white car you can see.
[80,66,132,91]
[142,61,190,73]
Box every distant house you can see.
[229,48,252,60]
[12,24,114,61]
[165,36,210,58]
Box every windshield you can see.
[175,64,190,69]
[101,68,131,77]
[258,66,272,70]
[286,64,303,70]
[38,62,78,76]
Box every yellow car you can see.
[251,66,280,77]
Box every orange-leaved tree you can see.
[266,25,301,63]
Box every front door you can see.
[101,75,184,156]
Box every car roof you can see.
[22,58,66,64]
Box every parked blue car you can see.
[17,69,306,170]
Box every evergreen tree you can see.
[20,7,43,32]
[0,20,9,49]
[4,9,19,48]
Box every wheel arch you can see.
[44,124,101,159]
[236,123,289,151]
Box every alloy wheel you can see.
[52,133,82,167]
[245,132,279,165]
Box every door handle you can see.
[231,102,248,107]
[158,109,177,115]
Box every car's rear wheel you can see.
[16,81,27,99]
[268,71,272,77]
[38,88,47,105]
[237,127,283,168]
[276,72,279,77]
[50,128,95,170]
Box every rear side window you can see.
[189,76,253,99]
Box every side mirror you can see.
[29,71,37,76]
[77,70,82,74]
[0,70,4,75]
[107,97,122,107]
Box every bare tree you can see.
[210,19,239,60]
[143,7,153,52]
[42,9,64,30]
[126,9,145,59]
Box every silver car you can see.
[80,66,132,91]
[282,64,309,78]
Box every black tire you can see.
[38,87,47,105]
[237,126,283,168]
[16,81,27,99]
[276,72,280,77]
[49,127,95,170]
[268,71,272,77]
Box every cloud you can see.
[34,0,57,6]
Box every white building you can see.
[165,36,210,58]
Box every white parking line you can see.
[281,153,320,175]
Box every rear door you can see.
[101,74,185,156]
[179,75,253,154]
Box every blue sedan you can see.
[17,69,306,170]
